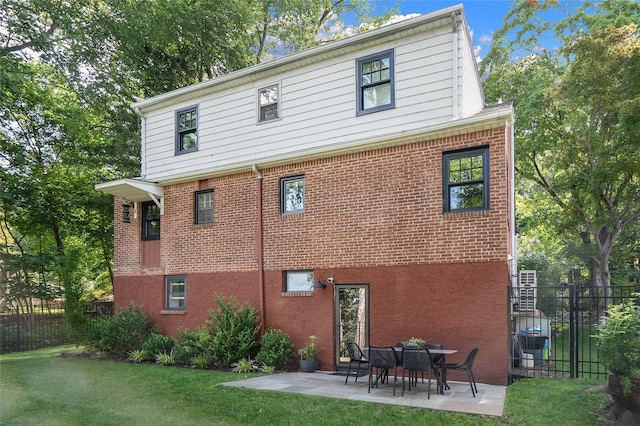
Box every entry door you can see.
[335,284,369,368]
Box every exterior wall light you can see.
[122,203,132,223]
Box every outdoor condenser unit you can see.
[518,270,537,311]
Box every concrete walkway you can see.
[222,371,506,417]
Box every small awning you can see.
[95,178,163,203]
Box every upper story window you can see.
[285,270,314,292]
[176,105,198,154]
[356,49,395,116]
[195,189,214,224]
[281,175,305,214]
[142,201,160,240]
[443,147,490,212]
[258,84,280,122]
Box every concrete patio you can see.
[221,371,506,417]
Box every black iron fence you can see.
[0,300,114,354]
[508,284,639,383]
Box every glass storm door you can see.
[335,284,369,368]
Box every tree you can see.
[251,0,393,63]
[1,0,388,309]
[482,0,640,315]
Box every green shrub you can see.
[260,364,275,374]
[595,295,640,394]
[84,315,117,352]
[206,294,260,368]
[255,327,295,368]
[128,349,146,363]
[142,333,176,360]
[190,353,210,369]
[231,358,257,373]
[83,302,150,356]
[155,351,176,366]
[111,303,151,355]
[173,327,211,365]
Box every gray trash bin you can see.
[519,335,546,366]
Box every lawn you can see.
[0,346,607,425]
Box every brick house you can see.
[96,5,515,385]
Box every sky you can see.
[372,0,515,60]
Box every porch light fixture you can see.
[122,202,133,223]
[314,279,327,289]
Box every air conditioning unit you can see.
[517,270,537,311]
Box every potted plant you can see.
[594,295,640,419]
[402,337,425,348]
[298,335,318,372]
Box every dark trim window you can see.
[443,147,489,212]
[258,84,280,122]
[175,105,198,154]
[195,189,214,224]
[356,49,395,115]
[280,175,305,214]
[285,270,314,292]
[166,275,186,311]
[141,201,160,240]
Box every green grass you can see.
[551,323,608,376]
[0,346,607,425]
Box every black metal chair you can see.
[425,343,448,392]
[368,346,399,395]
[345,341,369,385]
[401,347,434,399]
[443,347,479,397]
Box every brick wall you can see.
[112,126,511,384]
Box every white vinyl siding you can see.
[140,19,481,183]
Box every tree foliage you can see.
[482,1,640,309]
[1,0,386,310]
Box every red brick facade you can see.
[113,126,513,385]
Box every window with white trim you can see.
[356,49,395,115]
[443,147,489,212]
[258,84,280,122]
[176,106,198,154]
[166,275,186,311]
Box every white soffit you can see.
[95,178,163,203]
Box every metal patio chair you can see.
[443,347,479,397]
[345,341,369,385]
[401,347,435,399]
[368,346,399,395]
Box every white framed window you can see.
[195,189,214,224]
[258,84,280,122]
[356,49,395,115]
[443,147,490,212]
[175,105,198,154]
[285,270,315,292]
[280,175,304,214]
[166,275,186,311]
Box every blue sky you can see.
[381,0,515,59]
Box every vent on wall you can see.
[518,270,537,311]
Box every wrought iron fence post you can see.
[569,284,578,379]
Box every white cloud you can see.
[480,34,493,44]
